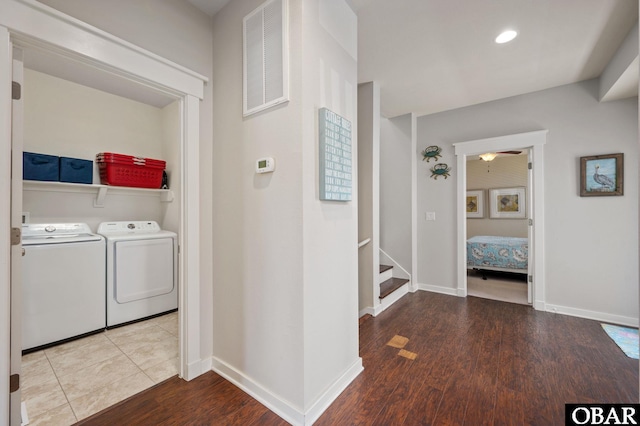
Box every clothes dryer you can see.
[97,221,177,327]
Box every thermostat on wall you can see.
[256,157,275,174]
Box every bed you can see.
[467,236,528,278]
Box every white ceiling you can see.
[187,0,231,17]
[23,47,178,108]
[351,0,638,118]
[189,0,637,118]
[25,0,638,117]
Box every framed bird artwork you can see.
[580,153,623,196]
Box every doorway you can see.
[16,47,181,422]
[465,150,530,305]
[453,130,547,310]
[1,4,206,424]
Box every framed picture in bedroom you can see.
[580,153,623,196]
[489,187,526,219]
[466,190,484,218]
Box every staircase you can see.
[379,264,409,300]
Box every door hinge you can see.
[11,227,21,245]
[12,81,21,100]
[528,162,532,170]
[528,219,533,226]
[9,374,19,393]
[528,275,533,283]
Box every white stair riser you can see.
[376,283,409,315]
[379,268,393,283]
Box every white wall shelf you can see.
[23,180,174,208]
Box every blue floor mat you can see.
[601,324,639,359]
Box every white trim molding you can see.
[0,2,208,422]
[545,304,639,328]
[379,248,411,280]
[359,307,375,317]
[3,0,207,98]
[453,130,547,310]
[0,26,13,426]
[358,283,410,318]
[211,356,364,426]
[410,113,418,293]
[304,359,364,425]
[376,284,409,316]
[180,95,202,380]
[417,283,460,297]
[211,356,303,425]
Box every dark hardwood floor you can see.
[76,291,638,425]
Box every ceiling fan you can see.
[478,150,522,161]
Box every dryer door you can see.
[113,238,175,303]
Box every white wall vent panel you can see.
[243,0,289,116]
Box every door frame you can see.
[453,130,547,310]
[9,48,24,426]
[0,1,208,423]
[0,25,14,425]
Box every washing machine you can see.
[97,221,178,327]
[22,223,106,351]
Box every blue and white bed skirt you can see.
[467,235,528,273]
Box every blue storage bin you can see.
[60,157,93,184]
[23,152,59,182]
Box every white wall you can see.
[380,114,412,271]
[211,0,305,411]
[466,154,528,238]
[22,68,174,230]
[357,82,379,312]
[37,0,216,361]
[23,69,166,164]
[160,100,181,234]
[416,135,456,290]
[417,79,638,323]
[211,0,360,421]
[300,0,359,413]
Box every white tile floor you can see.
[21,311,178,425]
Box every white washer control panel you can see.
[23,223,94,236]
[97,221,161,234]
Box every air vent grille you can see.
[243,0,289,116]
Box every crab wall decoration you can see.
[421,145,442,162]
[430,163,451,180]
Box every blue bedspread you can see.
[467,236,528,271]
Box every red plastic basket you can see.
[96,152,166,189]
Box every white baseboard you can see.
[211,356,303,425]
[183,357,209,381]
[359,283,410,318]
[376,284,409,315]
[533,300,545,311]
[201,356,212,374]
[210,356,363,426]
[21,401,28,426]
[417,285,638,327]
[417,283,459,297]
[304,358,363,425]
[545,303,639,328]
[359,307,375,318]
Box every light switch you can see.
[426,212,436,221]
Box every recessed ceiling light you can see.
[495,30,517,44]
